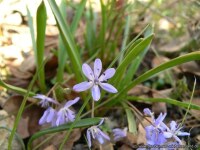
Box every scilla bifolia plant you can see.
[1,0,199,150]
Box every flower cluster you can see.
[33,58,190,149]
[144,108,190,147]
[34,95,79,127]
[86,119,128,148]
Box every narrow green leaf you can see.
[26,6,36,53]
[28,118,101,150]
[36,1,47,92]
[47,0,82,82]
[120,25,154,87]
[100,0,106,60]
[119,15,130,63]
[70,0,87,35]
[8,70,39,150]
[56,0,68,83]
[0,80,35,96]
[127,96,200,110]
[122,103,137,134]
[108,24,150,68]
[111,35,154,86]
[106,51,200,106]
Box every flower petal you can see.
[87,129,92,148]
[94,58,102,78]
[39,109,49,125]
[98,129,110,141]
[82,63,94,80]
[99,83,118,93]
[97,118,104,127]
[170,121,177,131]
[73,81,93,92]
[46,108,56,123]
[65,97,80,107]
[91,85,101,101]
[177,131,190,136]
[163,132,173,138]
[99,68,116,81]
[66,109,75,122]
[56,111,65,126]
[155,113,166,126]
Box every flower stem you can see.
[59,96,91,149]
[91,100,94,118]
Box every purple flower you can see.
[112,127,127,141]
[39,107,57,126]
[145,109,167,145]
[55,97,80,126]
[33,94,59,108]
[163,121,190,144]
[73,58,117,101]
[86,119,110,148]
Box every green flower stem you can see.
[8,71,38,150]
[59,96,91,149]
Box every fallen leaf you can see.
[0,110,23,149]
[3,95,43,138]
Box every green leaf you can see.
[127,96,200,110]
[26,6,36,54]
[0,80,35,96]
[70,0,87,35]
[47,0,82,82]
[111,35,154,87]
[108,24,150,68]
[122,102,137,134]
[120,25,154,87]
[27,118,101,150]
[106,51,200,106]
[56,0,68,83]
[36,1,47,92]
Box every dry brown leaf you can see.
[152,89,172,114]
[44,145,57,150]
[128,85,150,96]
[3,95,43,138]
[137,123,146,145]
[0,110,22,149]
[9,66,32,79]
[152,56,170,68]
[19,55,35,73]
[179,61,200,76]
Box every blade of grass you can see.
[27,117,101,150]
[127,96,200,110]
[47,0,82,82]
[36,1,47,92]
